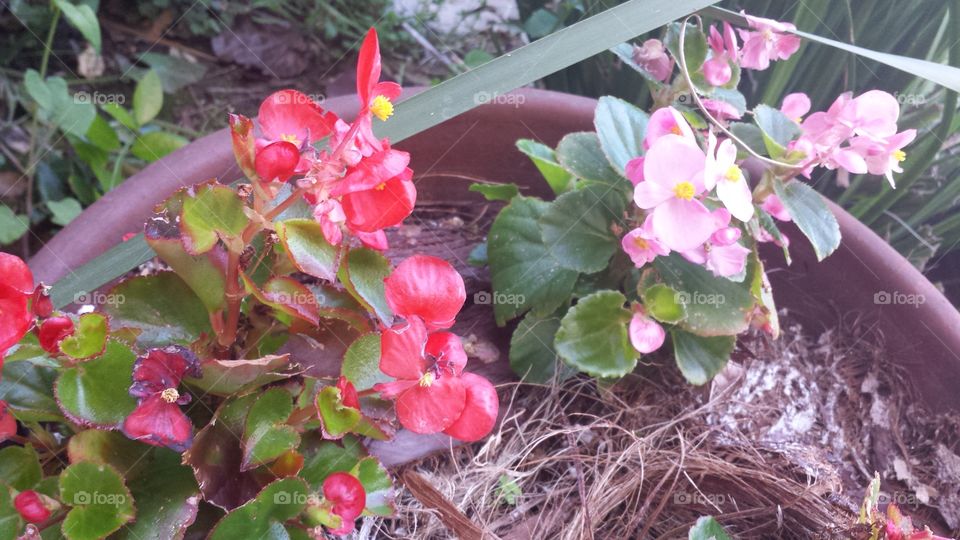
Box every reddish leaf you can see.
[243,274,320,325]
[228,113,258,180]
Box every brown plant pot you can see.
[30,88,960,422]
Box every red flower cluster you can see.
[121,346,201,452]
[230,28,415,251]
[374,256,499,441]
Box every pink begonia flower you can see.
[851,90,901,139]
[849,130,917,188]
[701,98,743,121]
[645,107,696,149]
[738,13,801,70]
[625,156,644,186]
[781,93,811,123]
[679,208,750,277]
[760,194,791,222]
[705,133,754,222]
[703,23,739,86]
[628,309,665,354]
[621,215,670,268]
[632,39,674,82]
[634,134,715,252]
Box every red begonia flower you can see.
[14,490,51,523]
[30,286,53,319]
[37,316,75,354]
[322,472,366,536]
[384,255,465,330]
[337,376,360,409]
[341,168,416,233]
[356,230,389,251]
[0,401,17,442]
[121,346,201,452]
[0,252,34,295]
[0,253,35,361]
[353,28,403,154]
[254,140,301,183]
[441,372,499,442]
[258,89,336,147]
[335,146,410,195]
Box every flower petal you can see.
[629,312,665,354]
[0,291,32,353]
[716,176,755,222]
[324,472,366,535]
[356,29,382,104]
[442,372,499,442]
[379,317,428,380]
[38,316,75,354]
[255,141,300,183]
[258,89,336,143]
[395,375,466,434]
[341,169,416,232]
[129,346,201,400]
[384,255,465,330]
[650,198,716,252]
[643,134,707,189]
[0,401,17,442]
[122,394,194,452]
[424,331,467,378]
[0,253,34,294]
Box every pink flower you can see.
[851,90,901,139]
[780,93,811,123]
[632,39,673,82]
[621,215,669,268]
[703,23,738,86]
[680,209,750,278]
[701,98,743,121]
[738,13,801,70]
[645,107,695,149]
[122,346,201,452]
[629,309,665,354]
[634,135,715,252]
[761,194,791,222]
[849,129,917,188]
[705,134,754,222]
[625,156,644,186]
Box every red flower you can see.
[121,346,201,452]
[341,168,416,233]
[355,28,402,152]
[255,89,338,183]
[0,253,35,362]
[0,400,17,442]
[14,490,51,523]
[384,255,466,330]
[323,472,366,536]
[337,376,360,409]
[37,316,75,354]
[254,141,301,184]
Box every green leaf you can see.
[0,360,62,422]
[244,275,320,325]
[341,333,389,391]
[208,478,308,540]
[654,254,756,336]
[0,485,22,540]
[665,22,708,72]
[180,182,249,254]
[53,0,101,53]
[773,179,841,261]
[352,457,394,516]
[59,462,136,540]
[753,104,802,158]
[113,449,199,540]
[539,184,626,273]
[59,312,108,359]
[593,96,649,173]
[688,516,731,540]
[488,196,579,325]
[300,437,365,490]
[0,205,28,245]
[337,248,393,325]
[276,218,339,282]
[469,182,520,201]
[509,311,569,383]
[497,474,522,506]
[48,197,83,226]
[0,446,42,490]
[729,122,768,157]
[66,430,149,477]
[554,290,637,378]
[100,102,138,131]
[23,71,95,137]
[135,52,208,93]
[515,139,573,195]
[84,114,120,151]
[131,131,188,162]
[555,132,624,187]
[133,69,163,125]
[100,272,211,348]
[672,330,735,385]
[55,341,138,428]
[145,224,228,313]
[316,385,361,439]
[643,283,686,324]
[242,388,300,471]
[185,355,293,397]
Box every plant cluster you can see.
[0,29,497,539]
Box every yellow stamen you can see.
[418,372,435,388]
[633,237,649,250]
[673,181,695,201]
[669,125,683,136]
[724,164,742,183]
[893,150,906,162]
[370,95,394,121]
[374,182,387,191]
[160,388,180,404]
[280,133,300,145]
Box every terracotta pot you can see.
[30,88,960,419]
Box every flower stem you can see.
[217,249,243,348]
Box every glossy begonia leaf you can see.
[59,462,136,540]
[539,184,627,273]
[593,96,650,173]
[114,448,200,540]
[207,478,308,540]
[66,430,149,478]
[242,388,300,471]
[341,334,390,391]
[515,139,573,195]
[753,104,802,159]
[488,196,579,325]
[316,386,361,439]
[276,219,339,283]
[468,182,520,202]
[555,290,636,378]
[300,436,365,491]
[101,272,211,348]
[132,69,162,125]
[643,284,686,324]
[654,254,756,336]
[352,457,394,517]
[183,394,262,510]
[0,485,21,539]
[555,132,624,188]
[0,445,42,490]
[337,248,393,325]
[58,313,108,360]
[243,275,320,325]
[0,360,62,422]
[671,329,735,385]
[664,22,708,73]
[508,311,572,383]
[179,182,249,255]
[55,341,138,428]
[688,516,732,540]
[773,179,841,262]
[185,355,293,397]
